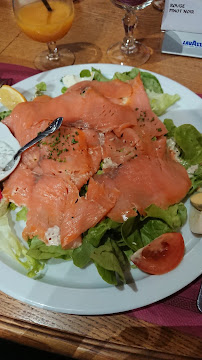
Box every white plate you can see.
[0,64,201,315]
[0,123,21,181]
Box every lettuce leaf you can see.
[140,71,163,94]
[72,236,95,268]
[146,90,180,116]
[16,206,28,222]
[122,203,187,251]
[164,120,202,168]
[35,81,47,97]
[163,118,176,138]
[90,239,128,284]
[72,218,121,268]
[112,68,163,93]
[92,67,110,82]
[112,67,139,82]
[189,165,202,194]
[0,110,11,121]
[145,203,187,229]
[0,202,44,277]
[174,124,202,166]
[27,236,73,260]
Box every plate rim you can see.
[0,63,201,315]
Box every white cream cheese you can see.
[0,140,15,175]
[102,157,118,170]
[62,73,94,88]
[187,164,199,178]
[166,137,181,162]
[45,225,61,246]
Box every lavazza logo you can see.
[182,40,202,47]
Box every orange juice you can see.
[15,1,74,43]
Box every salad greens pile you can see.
[0,67,201,283]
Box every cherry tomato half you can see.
[131,233,185,275]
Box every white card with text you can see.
[161,0,202,34]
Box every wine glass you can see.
[107,0,153,66]
[153,0,165,11]
[12,0,75,71]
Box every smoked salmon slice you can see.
[127,74,168,139]
[2,164,36,207]
[60,178,119,249]
[95,154,191,222]
[69,79,132,100]
[3,80,138,140]
[21,126,102,189]
[22,175,79,244]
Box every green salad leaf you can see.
[72,236,95,268]
[0,110,11,121]
[16,206,28,222]
[122,203,187,251]
[112,67,139,82]
[140,71,163,94]
[35,81,47,97]
[92,67,110,82]
[164,120,202,168]
[188,165,202,194]
[80,69,91,78]
[174,124,202,166]
[0,201,44,278]
[145,203,187,230]
[72,218,121,268]
[146,90,180,116]
[90,239,128,285]
[61,86,67,94]
[163,118,176,138]
[27,236,73,260]
[8,202,17,211]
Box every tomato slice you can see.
[131,233,185,275]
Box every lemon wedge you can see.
[0,85,27,110]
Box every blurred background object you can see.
[153,0,165,11]
[12,0,75,70]
[107,0,153,66]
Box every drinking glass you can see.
[12,0,75,71]
[107,0,153,66]
[153,0,165,11]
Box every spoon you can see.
[2,117,63,172]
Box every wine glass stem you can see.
[47,41,60,61]
[121,9,138,54]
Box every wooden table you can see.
[0,1,202,359]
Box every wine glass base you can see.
[34,47,75,71]
[107,41,151,67]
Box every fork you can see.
[197,281,202,312]
[2,117,63,172]
[0,78,13,87]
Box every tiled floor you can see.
[0,339,74,359]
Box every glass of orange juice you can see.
[12,0,75,70]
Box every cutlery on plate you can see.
[2,116,63,172]
[197,281,202,312]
